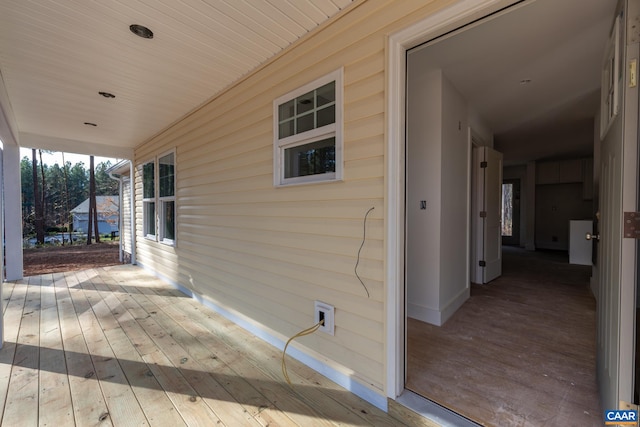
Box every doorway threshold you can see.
[395,390,480,427]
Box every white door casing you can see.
[386,0,526,399]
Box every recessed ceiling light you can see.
[520,79,532,85]
[99,91,115,98]
[84,122,97,127]
[130,24,153,39]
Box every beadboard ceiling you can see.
[0,0,621,164]
[0,0,352,158]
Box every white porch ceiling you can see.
[0,0,352,158]
[0,0,621,164]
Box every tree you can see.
[39,150,48,231]
[20,157,34,235]
[21,152,118,241]
[61,153,72,244]
[32,149,44,244]
[87,155,100,244]
[67,162,88,210]
[95,161,118,195]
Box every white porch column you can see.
[3,143,23,280]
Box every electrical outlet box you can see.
[314,301,334,335]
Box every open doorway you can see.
[501,178,520,246]
[402,0,618,424]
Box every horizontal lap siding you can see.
[135,0,455,394]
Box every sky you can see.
[18,147,120,166]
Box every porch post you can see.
[130,160,136,264]
[3,143,23,281]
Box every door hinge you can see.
[624,212,640,238]
[479,261,486,267]
[480,211,487,218]
[480,161,488,168]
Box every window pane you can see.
[145,202,155,236]
[316,81,335,106]
[159,153,175,197]
[279,119,294,139]
[284,137,335,178]
[143,163,155,199]
[502,183,513,236]
[296,112,314,134]
[163,200,175,241]
[297,90,315,114]
[279,100,295,120]
[317,104,335,128]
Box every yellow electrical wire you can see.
[281,320,324,386]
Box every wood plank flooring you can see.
[406,247,600,426]
[0,265,406,427]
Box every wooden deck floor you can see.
[0,265,406,427]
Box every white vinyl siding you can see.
[134,0,461,396]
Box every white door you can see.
[597,0,638,411]
[472,146,503,284]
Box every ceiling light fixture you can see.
[99,91,115,98]
[84,122,97,127]
[130,24,153,39]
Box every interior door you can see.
[473,146,503,284]
[597,0,638,411]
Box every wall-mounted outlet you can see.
[314,301,334,335]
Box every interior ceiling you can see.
[409,0,618,166]
[0,0,352,158]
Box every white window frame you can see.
[157,150,176,246]
[141,159,156,240]
[140,150,176,246]
[273,68,344,186]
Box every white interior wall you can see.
[406,68,443,324]
[438,74,471,319]
[406,64,475,326]
[525,161,536,250]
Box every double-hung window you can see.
[141,150,176,245]
[274,68,343,186]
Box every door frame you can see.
[613,0,638,406]
[384,0,521,399]
[385,0,637,407]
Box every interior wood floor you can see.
[406,247,600,427]
[0,265,406,427]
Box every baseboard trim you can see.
[137,262,388,412]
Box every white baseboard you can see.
[408,287,469,326]
[137,262,388,412]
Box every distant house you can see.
[70,196,119,235]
